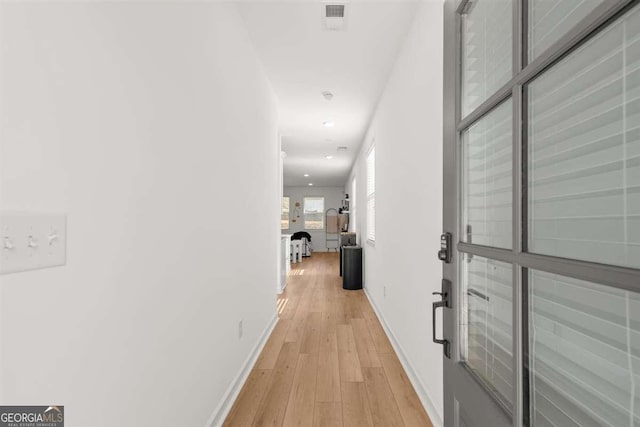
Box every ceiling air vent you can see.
[325,4,345,18]
[323,3,347,31]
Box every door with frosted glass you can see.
[442,1,640,426]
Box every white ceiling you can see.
[238,1,420,187]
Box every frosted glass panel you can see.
[529,0,604,61]
[461,0,512,116]
[463,100,512,249]
[462,255,513,408]
[528,4,640,269]
[529,270,640,426]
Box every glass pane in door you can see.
[528,4,640,269]
[462,254,513,410]
[461,0,512,116]
[529,270,640,426]
[529,0,604,61]
[463,99,513,249]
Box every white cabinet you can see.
[280,234,291,292]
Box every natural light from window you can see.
[304,196,325,230]
[367,146,375,241]
[281,196,290,230]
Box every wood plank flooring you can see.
[223,252,433,427]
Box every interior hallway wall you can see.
[283,186,345,252]
[346,1,445,424]
[0,3,279,426]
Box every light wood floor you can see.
[223,252,433,427]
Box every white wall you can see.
[346,1,445,425]
[0,3,279,426]
[283,186,344,252]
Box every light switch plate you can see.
[0,212,67,274]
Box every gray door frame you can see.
[442,1,640,426]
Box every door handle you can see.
[432,279,451,359]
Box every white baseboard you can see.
[278,280,287,294]
[364,289,444,427]
[205,312,279,427]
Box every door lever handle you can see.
[433,300,449,358]
[432,279,451,359]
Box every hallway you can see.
[3,1,640,425]
[0,2,445,425]
[223,253,432,427]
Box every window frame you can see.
[350,177,357,233]
[456,0,640,296]
[451,1,640,425]
[303,196,325,230]
[281,196,290,231]
[366,145,376,243]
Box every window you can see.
[461,0,512,117]
[367,146,376,241]
[528,270,640,426]
[528,5,640,270]
[462,99,513,249]
[281,197,290,230]
[528,0,603,61]
[451,1,640,424]
[350,177,357,233]
[304,196,324,230]
[462,255,513,408]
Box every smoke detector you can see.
[322,91,334,101]
[323,3,347,31]
[337,146,348,152]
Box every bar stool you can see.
[291,240,302,263]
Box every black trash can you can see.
[342,246,362,290]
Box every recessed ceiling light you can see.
[325,155,334,160]
[322,91,334,101]
[323,121,335,128]
[304,173,310,177]
[308,183,314,186]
